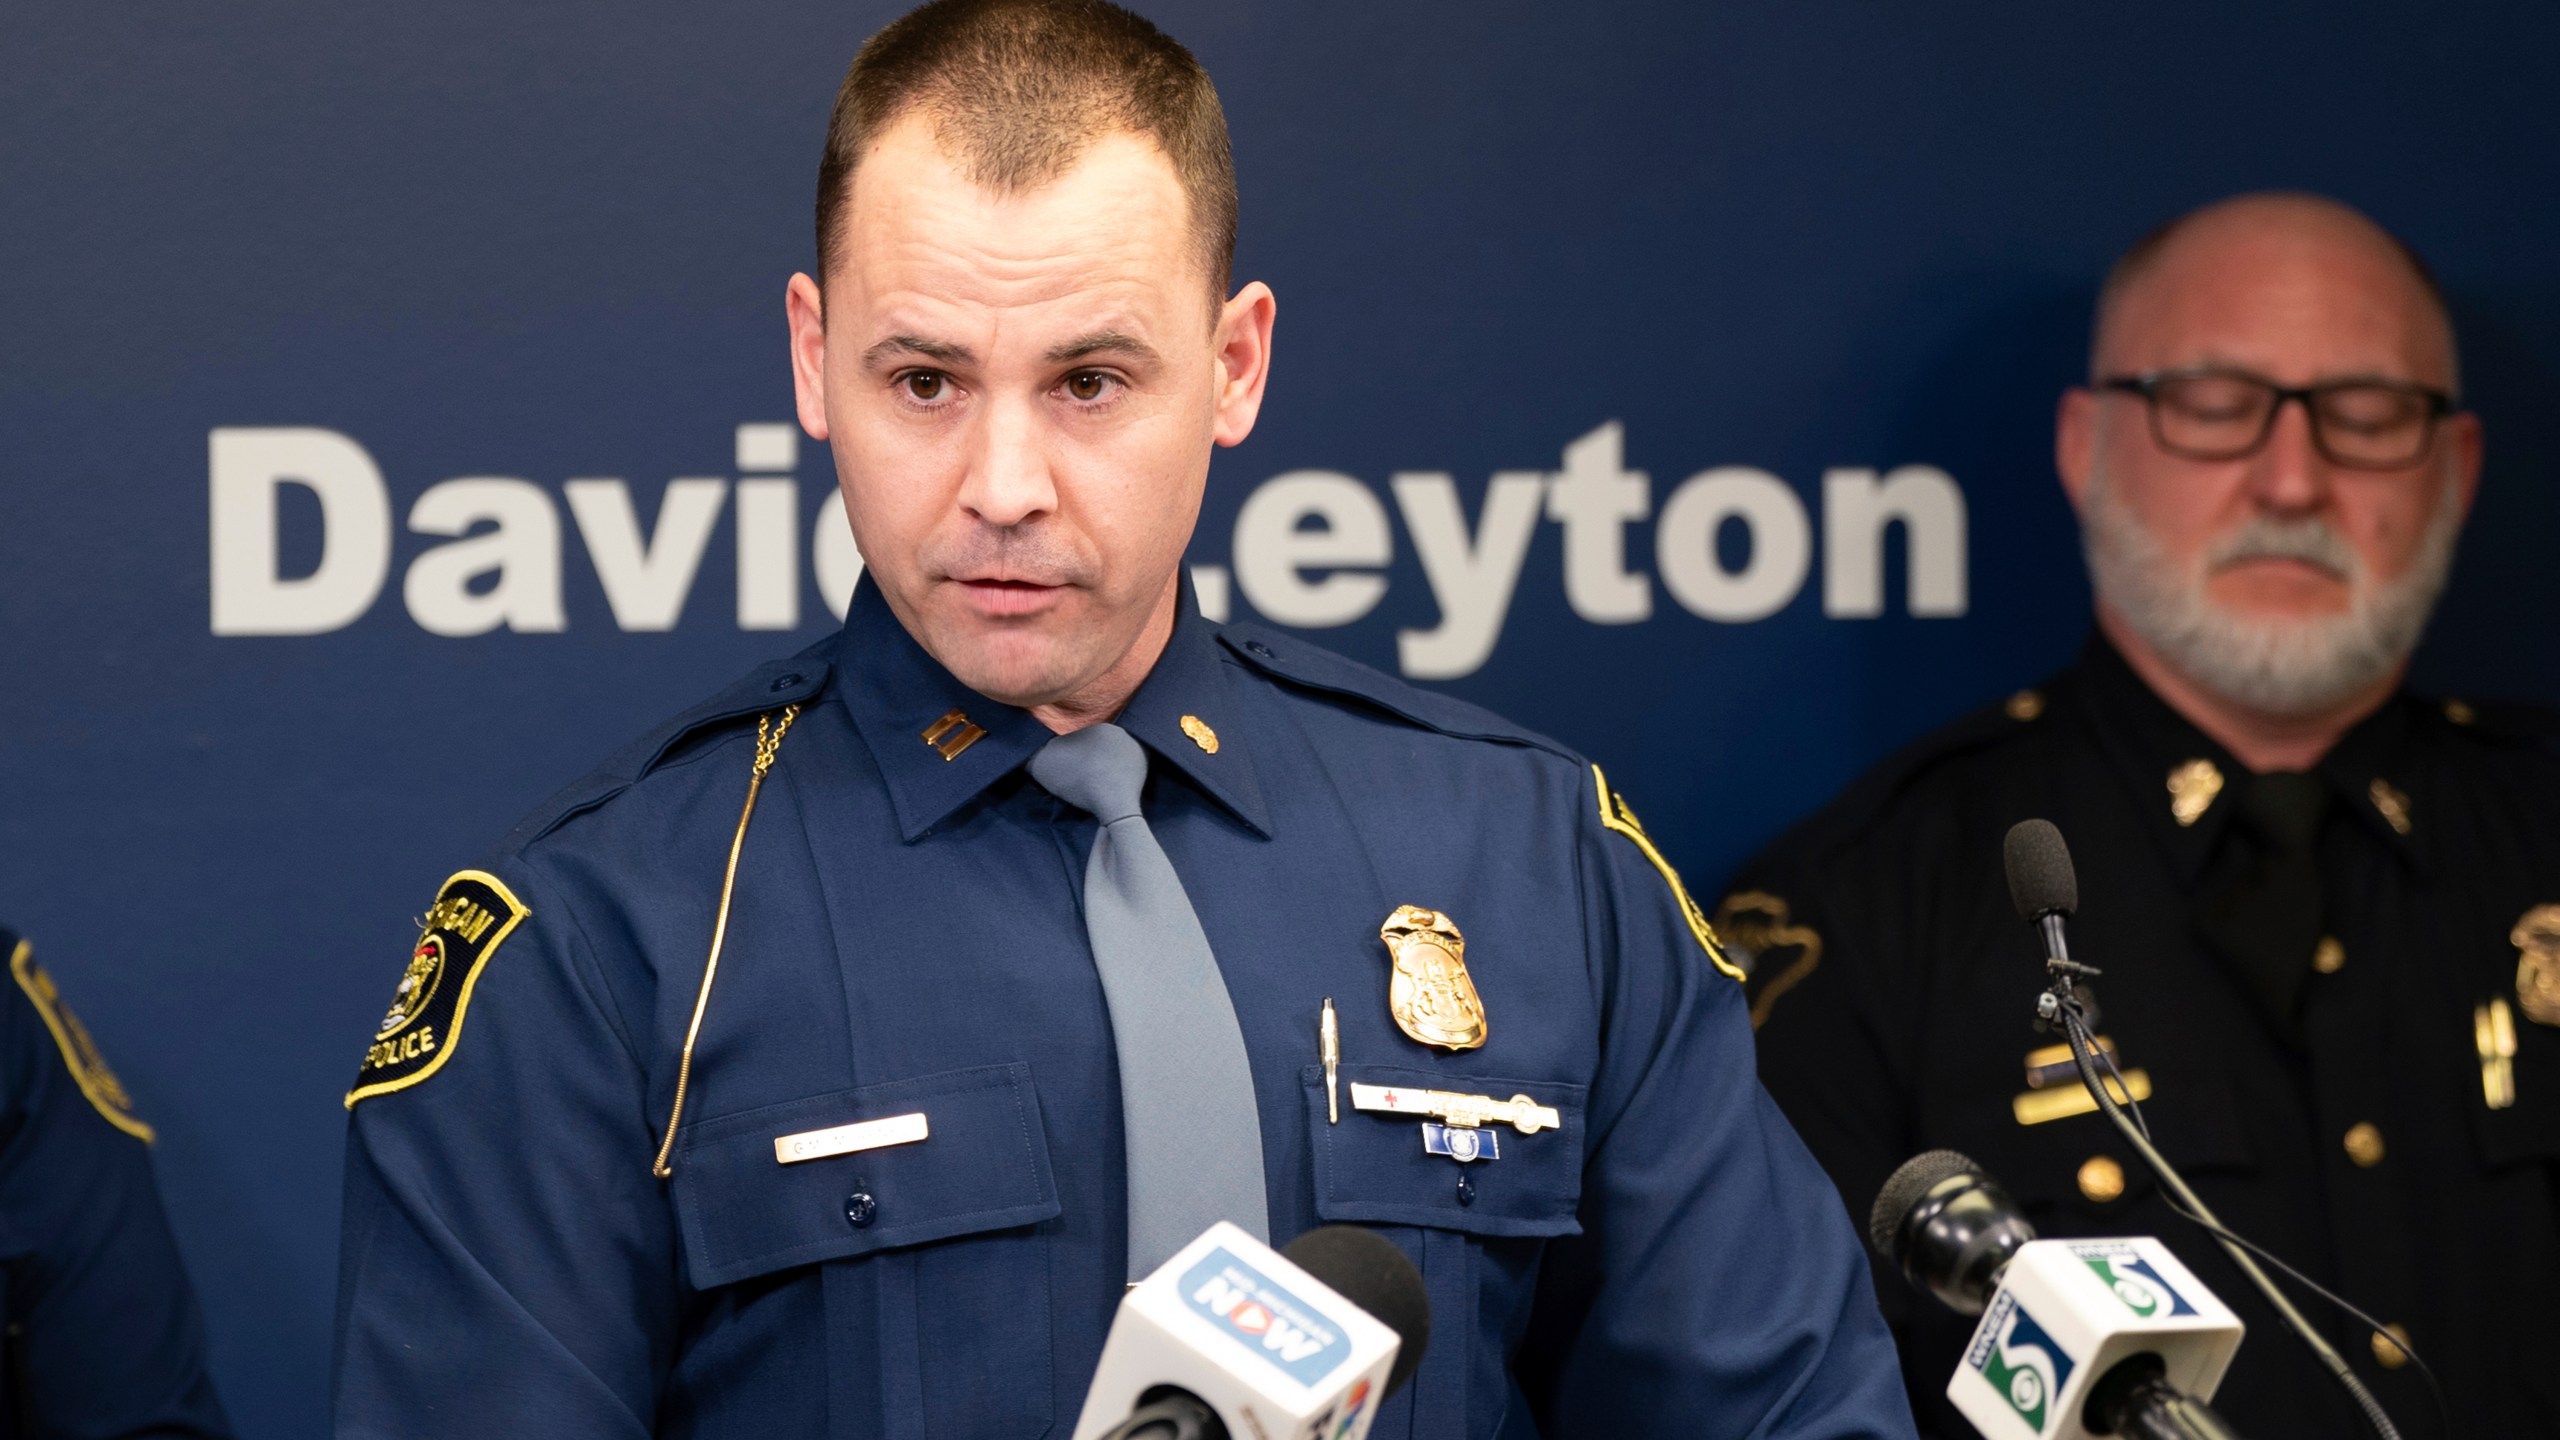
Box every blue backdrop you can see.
[5,3,2557,1433]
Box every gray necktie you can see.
[1030,722,1270,1277]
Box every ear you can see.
[787,273,832,443]
[2445,409,2484,519]
[2055,386,2100,516]
[1210,281,1278,449]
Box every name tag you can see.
[773,1111,930,1164]
[1348,1082,1559,1135]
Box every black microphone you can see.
[1871,1151,2246,1440]
[1869,1149,2035,1316]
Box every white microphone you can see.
[1874,1152,2246,1440]
[1072,1221,1428,1440]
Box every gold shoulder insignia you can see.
[10,938,154,1142]
[1592,765,1746,983]
[1712,891,1824,1029]
[347,870,529,1107]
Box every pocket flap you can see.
[1305,1064,1585,1237]
[670,1062,1060,1290]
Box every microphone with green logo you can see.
[1874,1150,2247,1440]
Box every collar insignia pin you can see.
[2167,758,2223,827]
[921,708,986,762]
[2369,777,2413,836]
[1380,905,1488,1052]
[1180,714,1219,754]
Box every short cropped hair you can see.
[2091,194,2458,387]
[815,0,1238,300]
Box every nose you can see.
[2245,394,2334,516]
[955,394,1058,529]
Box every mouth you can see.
[950,576,1071,619]
[2212,553,2348,585]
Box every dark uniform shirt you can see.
[1,930,230,1440]
[332,579,1914,1440]
[1723,637,2560,1439]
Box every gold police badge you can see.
[1380,905,1488,1051]
[2512,904,2560,1028]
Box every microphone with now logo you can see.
[1073,1222,1431,1440]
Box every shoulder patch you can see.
[1592,766,1747,983]
[347,871,529,1107]
[10,938,154,1142]
[1712,890,1824,1029]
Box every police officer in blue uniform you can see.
[332,3,1913,1436]
[2,929,231,1439]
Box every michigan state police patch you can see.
[347,871,527,1106]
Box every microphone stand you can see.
[2032,920,2405,1440]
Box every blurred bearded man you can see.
[1722,192,2560,1438]
[328,2,1914,1436]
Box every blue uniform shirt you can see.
[2,932,230,1440]
[334,579,1912,1439]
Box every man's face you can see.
[2057,202,2483,715]
[788,120,1272,714]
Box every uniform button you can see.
[1454,1171,1475,1207]
[2312,937,2346,974]
[1245,640,1275,658]
[844,1189,878,1227]
[770,672,804,693]
[2371,1324,2412,1369]
[2343,1123,2385,1167]
[2077,1155,2126,1203]
[2005,690,2046,722]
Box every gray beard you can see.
[2080,464,2462,718]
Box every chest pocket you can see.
[1303,1063,1585,1440]
[1943,1059,2255,1225]
[668,1063,1062,1439]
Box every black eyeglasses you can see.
[2097,367,2458,471]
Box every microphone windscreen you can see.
[2003,819,2078,919]
[1281,1226,1430,1399]
[1868,1149,1983,1256]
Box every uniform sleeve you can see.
[1516,776,1916,1439]
[1724,832,1944,1421]
[0,945,231,1439]
[332,858,676,1438]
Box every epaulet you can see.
[1215,622,1580,764]
[499,646,833,854]
[2428,693,2560,751]
[1755,681,2057,867]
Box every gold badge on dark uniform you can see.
[347,870,529,1107]
[1380,905,1488,1051]
[2512,904,2560,1027]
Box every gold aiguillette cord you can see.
[653,705,799,1178]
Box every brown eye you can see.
[1065,371,1107,402]
[903,372,945,401]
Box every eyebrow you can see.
[1044,330,1160,366]
[861,334,976,371]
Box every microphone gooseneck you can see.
[2000,819,2409,1440]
